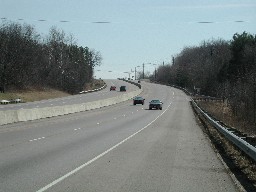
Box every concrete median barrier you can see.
[0,89,142,125]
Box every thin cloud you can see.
[155,3,256,10]
[187,3,256,9]
[92,21,111,24]
[198,21,214,24]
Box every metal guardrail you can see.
[149,82,256,161]
[0,83,107,104]
[191,100,256,162]
[79,83,107,94]
[1,98,23,105]
[118,78,141,89]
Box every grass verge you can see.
[197,101,256,137]
[0,79,105,102]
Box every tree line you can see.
[151,32,256,124]
[0,21,101,94]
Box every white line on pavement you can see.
[36,102,172,192]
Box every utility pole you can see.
[135,67,137,80]
[155,67,157,80]
[142,63,145,79]
[253,76,256,123]
[134,66,140,80]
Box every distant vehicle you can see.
[14,98,22,103]
[0,100,10,105]
[133,96,145,105]
[110,86,116,91]
[138,80,140,83]
[120,86,126,92]
[149,99,163,110]
[10,98,22,103]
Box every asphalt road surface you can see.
[0,81,239,192]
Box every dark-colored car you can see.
[133,96,145,105]
[149,99,163,110]
[110,86,116,91]
[120,86,126,92]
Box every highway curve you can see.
[0,81,239,192]
[0,79,137,111]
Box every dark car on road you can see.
[120,86,126,92]
[133,96,145,105]
[110,86,116,91]
[149,99,163,110]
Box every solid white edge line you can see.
[36,102,172,192]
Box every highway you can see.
[0,80,238,192]
[0,79,137,111]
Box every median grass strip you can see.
[0,79,105,103]
[0,88,70,102]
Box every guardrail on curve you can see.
[118,78,141,89]
[154,82,256,161]
[191,99,256,162]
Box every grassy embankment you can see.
[197,101,256,136]
[0,79,105,102]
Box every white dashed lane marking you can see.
[29,137,45,142]
[28,108,142,144]
[36,102,172,192]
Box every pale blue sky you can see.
[1,0,255,79]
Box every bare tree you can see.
[0,21,102,94]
